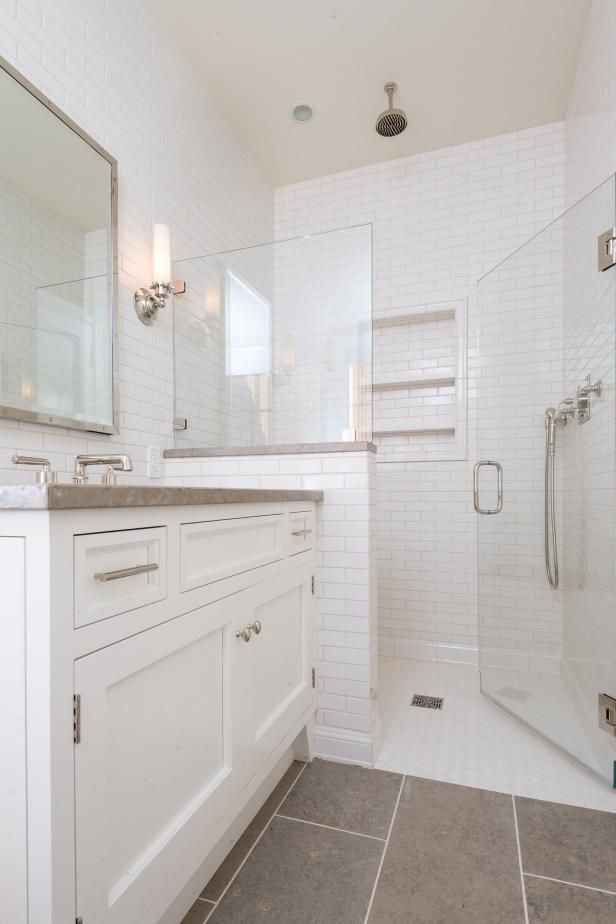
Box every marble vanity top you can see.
[0,484,324,510]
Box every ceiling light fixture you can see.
[291,103,314,124]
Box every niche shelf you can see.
[373,307,456,329]
[373,426,456,438]
[372,372,455,392]
[372,299,467,462]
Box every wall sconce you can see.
[134,223,186,325]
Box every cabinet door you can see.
[74,600,241,924]
[232,564,315,774]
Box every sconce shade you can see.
[134,222,185,325]
[152,223,171,283]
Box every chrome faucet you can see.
[12,455,57,484]
[73,454,132,485]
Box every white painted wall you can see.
[0,0,273,481]
[275,124,566,659]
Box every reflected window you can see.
[226,272,271,376]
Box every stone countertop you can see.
[0,484,324,510]
[164,441,377,458]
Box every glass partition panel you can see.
[173,225,372,449]
[476,177,616,784]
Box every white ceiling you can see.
[148,0,590,187]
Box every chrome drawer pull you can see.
[292,528,312,537]
[94,562,159,582]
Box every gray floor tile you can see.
[181,898,215,924]
[200,760,305,902]
[515,796,616,892]
[208,814,383,923]
[525,876,616,923]
[368,776,526,923]
[278,757,402,838]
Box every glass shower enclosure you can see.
[172,224,372,450]
[476,177,616,785]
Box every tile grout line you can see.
[204,760,309,912]
[524,872,616,898]
[275,812,387,842]
[362,774,406,924]
[511,795,530,924]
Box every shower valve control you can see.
[576,375,602,423]
[598,693,616,736]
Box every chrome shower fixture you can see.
[576,375,602,423]
[553,375,603,426]
[544,407,559,589]
[376,83,408,137]
[544,374,603,590]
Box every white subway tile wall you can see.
[275,123,566,658]
[0,0,273,481]
[165,450,380,765]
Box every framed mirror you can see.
[0,55,118,434]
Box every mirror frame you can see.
[0,54,119,435]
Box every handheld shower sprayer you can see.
[544,407,559,589]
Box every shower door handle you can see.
[473,461,503,515]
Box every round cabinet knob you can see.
[251,620,263,635]
[235,627,252,642]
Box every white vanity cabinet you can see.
[0,494,318,924]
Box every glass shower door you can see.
[476,176,616,785]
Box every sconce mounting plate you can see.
[134,287,161,326]
[134,281,186,326]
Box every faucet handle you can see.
[101,456,133,485]
[12,455,57,485]
[102,465,121,486]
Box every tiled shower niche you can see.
[373,299,467,462]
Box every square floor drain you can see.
[411,694,444,710]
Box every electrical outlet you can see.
[147,446,164,479]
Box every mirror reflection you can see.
[0,61,116,433]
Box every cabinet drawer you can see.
[181,514,285,592]
[74,527,167,628]
[289,510,314,555]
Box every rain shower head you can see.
[376,82,408,137]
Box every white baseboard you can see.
[380,636,478,666]
[382,637,563,674]
[313,721,382,768]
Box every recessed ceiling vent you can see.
[376,82,408,137]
